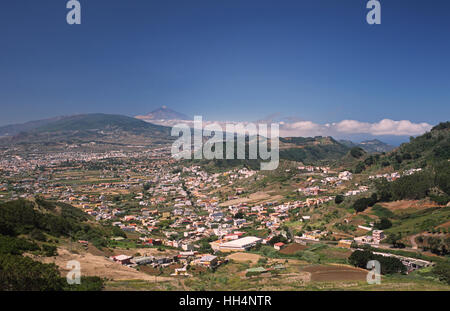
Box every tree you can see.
[30,229,47,242]
[348,250,406,275]
[386,233,405,248]
[374,217,392,230]
[350,147,365,158]
[0,254,64,291]
[268,235,287,246]
[334,195,344,205]
[354,162,366,174]
[234,212,244,219]
[353,198,370,213]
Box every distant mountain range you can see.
[0,114,172,146]
[0,112,398,161]
[339,139,396,153]
[135,106,189,121]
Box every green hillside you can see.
[0,114,173,147]
[279,136,350,164]
[381,121,450,170]
[0,198,122,291]
[35,113,169,135]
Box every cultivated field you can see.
[301,264,368,282]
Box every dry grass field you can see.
[226,252,262,264]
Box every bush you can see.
[348,250,406,274]
[374,217,392,230]
[432,262,450,284]
[30,229,47,242]
[335,195,344,205]
[0,235,39,255]
[0,254,64,291]
[350,147,365,158]
[42,244,57,257]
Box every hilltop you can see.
[340,139,395,153]
[0,114,173,147]
[135,106,189,121]
[279,136,350,164]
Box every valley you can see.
[0,116,449,291]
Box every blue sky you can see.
[0,0,449,142]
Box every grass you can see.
[108,239,140,249]
[371,204,395,218]
[386,206,450,236]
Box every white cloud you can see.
[279,119,432,137]
[144,117,433,137]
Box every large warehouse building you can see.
[211,236,262,252]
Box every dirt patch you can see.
[88,244,113,257]
[437,221,450,229]
[226,252,261,264]
[302,264,367,282]
[279,243,307,255]
[380,200,437,211]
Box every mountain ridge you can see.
[339,139,396,153]
[135,106,189,121]
[0,113,173,146]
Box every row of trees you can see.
[352,193,378,213]
[348,250,406,274]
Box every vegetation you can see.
[352,193,378,213]
[0,199,108,291]
[279,136,350,164]
[348,250,406,275]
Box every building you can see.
[111,255,133,265]
[132,256,153,265]
[372,230,385,244]
[372,251,433,273]
[274,242,285,250]
[354,235,374,244]
[197,255,218,267]
[212,236,262,252]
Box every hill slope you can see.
[0,198,117,290]
[377,121,450,170]
[340,139,395,153]
[0,114,173,147]
[279,136,350,164]
[135,106,189,121]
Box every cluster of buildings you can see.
[369,168,422,182]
